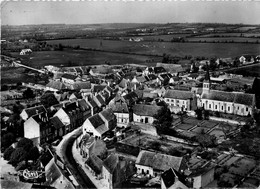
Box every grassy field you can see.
[10,50,161,67]
[47,38,260,58]
[0,67,36,84]
[187,37,258,43]
[140,34,194,41]
[227,64,260,77]
[198,33,260,38]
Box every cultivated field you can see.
[198,33,260,38]
[47,38,260,58]
[227,64,260,77]
[10,50,161,67]
[187,37,259,43]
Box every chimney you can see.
[36,109,39,115]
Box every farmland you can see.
[227,64,260,77]
[186,37,259,43]
[46,38,260,58]
[198,33,260,38]
[10,50,161,68]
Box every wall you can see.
[24,118,40,140]
[164,98,190,111]
[136,164,154,177]
[114,112,129,127]
[102,166,113,189]
[82,119,103,137]
[133,114,154,124]
[193,168,214,188]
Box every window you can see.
[228,107,230,111]
[237,106,239,110]
[171,99,174,102]
[246,107,248,111]
[221,106,224,110]
[209,104,211,109]
[215,105,217,109]
[166,99,169,102]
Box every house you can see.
[185,157,215,189]
[20,49,32,55]
[133,104,163,124]
[102,153,128,189]
[41,149,76,189]
[53,101,88,134]
[93,94,106,108]
[24,112,52,146]
[71,81,91,91]
[50,116,65,139]
[109,102,132,127]
[199,78,255,116]
[46,80,67,91]
[239,55,255,64]
[80,134,107,160]
[135,150,187,177]
[161,168,188,189]
[164,89,194,113]
[20,105,47,121]
[61,74,78,84]
[82,114,107,137]
[123,91,139,107]
[156,63,184,76]
[143,67,167,76]
[86,96,99,116]
[169,76,181,85]
[99,108,117,130]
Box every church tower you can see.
[202,61,211,94]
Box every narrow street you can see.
[56,128,96,189]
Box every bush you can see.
[1,133,15,151]
[9,147,28,166]
[17,138,33,150]
[3,146,15,161]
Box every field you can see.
[187,37,258,43]
[47,38,260,58]
[198,33,260,38]
[227,64,260,77]
[140,34,194,41]
[0,67,36,84]
[10,50,161,68]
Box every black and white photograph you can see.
[1,0,260,188]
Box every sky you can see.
[1,1,260,25]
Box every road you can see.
[215,61,260,73]
[58,128,96,189]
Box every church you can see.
[198,68,255,117]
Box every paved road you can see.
[59,128,96,189]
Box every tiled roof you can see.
[93,85,106,93]
[63,102,78,114]
[46,80,67,90]
[87,98,99,108]
[136,150,184,172]
[103,153,119,173]
[161,168,176,188]
[99,108,115,122]
[61,73,77,80]
[133,104,163,117]
[202,90,254,106]
[234,93,255,106]
[164,90,193,100]
[87,153,103,174]
[24,105,47,118]
[88,114,105,129]
[154,66,166,74]
[136,76,147,83]
[72,82,91,90]
[110,102,129,113]
[39,149,53,167]
[147,74,157,80]
[118,78,129,88]
[78,99,90,111]
[50,116,64,129]
[123,92,138,104]
[96,94,106,105]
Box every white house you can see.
[82,114,107,137]
[60,73,78,84]
[109,102,130,127]
[20,49,32,55]
[132,104,163,124]
[164,89,194,113]
[20,105,47,121]
[136,150,187,177]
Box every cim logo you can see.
[19,169,44,180]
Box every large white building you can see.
[198,77,255,116]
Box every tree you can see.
[195,108,203,120]
[40,93,59,108]
[196,134,216,147]
[203,109,210,120]
[3,146,15,161]
[154,102,174,135]
[23,87,35,99]
[27,146,40,161]
[17,138,33,150]
[9,148,28,166]
[1,133,15,152]
[162,53,170,63]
